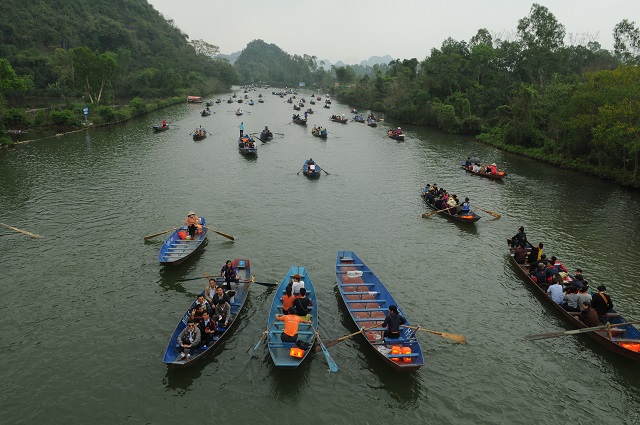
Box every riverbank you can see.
[0,95,185,148]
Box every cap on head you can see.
[188,211,195,216]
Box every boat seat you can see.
[353,318,384,323]
[340,283,376,287]
[613,338,640,343]
[346,299,385,303]
[351,307,389,312]
[342,291,379,296]
[336,271,371,275]
[269,342,298,349]
[337,264,364,267]
[270,330,315,336]
[384,353,420,358]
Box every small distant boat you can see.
[317,96,321,101]
[187,96,204,103]
[227,98,234,104]
[162,259,252,367]
[323,104,330,109]
[353,115,365,123]
[387,130,404,141]
[158,218,208,265]
[258,99,264,103]
[205,100,213,107]
[248,100,255,105]
[302,159,321,178]
[305,108,314,114]
[459,161,507,179]
[293,104,301,111]
[287,99,293,104]
[367,120,378,128]
[310,99,316,105]
[237,99,243,103]
[238,136,258,155]
[336,251,425,371]
[258,94,263,98]
[265,266,317,368]
[152,124,170,132]
[350,108,358,114]
[235,109,243,116]
[215,98,222,104]
[201,109,211,117]
[330,115,348,124]
[260,129,273,141]
[232,93,237,98]
[292,116,307,125]
[192,129,207,141]
[311,128,328,139]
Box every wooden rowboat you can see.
[459,162,507,179]
[265,266,318,368]
[507,242,640,361]
[387,130,404,141]
[162,259,252,367]
[238,136,257,155]
[330,116,348,124]
[152,125,170,132]
[158,218,207,265]
[302,160,321,178]
[420,191,481,223]
[335,251,424,371]
[292,117,308,125]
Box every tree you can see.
[70,47,117,103]
[0,58,28,97]
[190,39,220,58]
[517,3,565,51]
[613,19,640,64]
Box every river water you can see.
[1,90,639,424]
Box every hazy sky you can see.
[147,0,640,64]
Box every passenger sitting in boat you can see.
[212,286,230,306]
[190,303,208,325]
[549,256,568,273]
[577,286,592,310]
[478,165,486,173]
[546,277,564,305]
[321,128,327,135]
[472,163,481,172]
[281,285,296,315]
[579,301,602,327]
[185,211,202,239]
[573,268,589,289]
[214,298,231,328]
[220,260,239,290]
[395,127,402,136]
[381,305,406,339]
[276,307,311,344]
[458,197,470,215]
[545,261,559,282]
[531,263,549,291]
[162,119,167,127]
[199,311,217,346]
[195,294,213,315]
[177,319,201,362]
[590,285,614,321]
[291,273,304,296]
[514,243,528,264]
[421,184,431,197]
[487,163,498,175]
[205,278,218,305]
[308,159,316,171]
[465,157,472,168]
[511,226,527,248]
[562,287,581,312]
[294,288,313,321]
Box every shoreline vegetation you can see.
[0,95,186,147]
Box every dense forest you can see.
[2,2,640,187]
[0,0,237,136]
[335,4,640,187]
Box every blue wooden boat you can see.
[508,242,640,361]
[158,217,207,265]
[163,259,252,367]
[265,266,318,368]
[335,251,425,371]
[420,190,481,223]
[238,136,257,155]
[302,159,321,178]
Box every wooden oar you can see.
[421,207,453,218]
[312,325,338,373]
[143,227,176,240]
[401,325,467,344]
[246,318,278,363]
[472,205,501,219]
[0,222,44,238]
[176,275,209,282]
[315,325,379,352]
[203,226,235,241]
[321,168,330,176]
[273,132,285,136]
[296,169,304,175]
[525,320,640,341]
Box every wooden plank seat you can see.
[340,291,380,296]
[345,299,385,303]
[340,283,376,287]
[351,307,388,312]
[613,338,640,343]
[337,264,365,267]
[270,330,315,335]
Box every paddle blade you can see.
[321,344,339,373]
[205,227,235,241]
[418,328,467,344]
[143,228,174,240]
[421,211,438,218]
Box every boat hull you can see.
[507,242,640,361]
[163,259,252,367]
[266,266,318,368]
[336,251,424,371]
[158,218,207,265]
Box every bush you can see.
[50,109,81,126]
[129,97,147,115]
[3,108,29,127]
[94,105,117,123]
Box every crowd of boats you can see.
[145,87,639,370]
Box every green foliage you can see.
[50,109,81,127]
[2,108,28,127]
[129,97,147,115]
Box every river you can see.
[1,90,639,424]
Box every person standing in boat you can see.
[220,260,239,290]
[381,305,406,339]
[511,226,527,248]
[238,121,244,136]
[185,211,202,239]
[177,319,201,362]
[275,307,311,344]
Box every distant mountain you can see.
[317,55,393,70]
[360,55,394,67]
[216,51,241,64]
